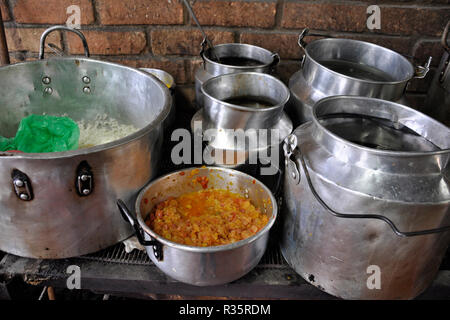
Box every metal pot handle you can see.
[284,134,450,238]
[39,26,90,59]
[413,56,432,79]
[116,199,164,260]
[270,53,280,69]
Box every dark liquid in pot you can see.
[215,56,264,67]
[224,96,277,108]
[319,114,441,152]
[319,59,396,82]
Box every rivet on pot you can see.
[14,179,24,187]
[42,76,51,85]
[82,189,90,195]
[19,193,29,201]
[82,76,91,84]
[44,87,53,95]
[83,86,91,94]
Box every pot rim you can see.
[135,166,278,253]
[305,38,415,85]
[0,57,172,159]
[311,95,450,156]
[202,43,276,70]
[191,109,293,151]
[201,71,290,113]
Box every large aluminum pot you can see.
[288,29,431,125]
[281,96,450,299]
[0,26,172,259]
[424,21,450,127]
[117,166,277,286]
[195,43,280,109]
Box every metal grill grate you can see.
[81,233,286,267]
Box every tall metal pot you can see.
[288,29,431,125]
[281,96,450,299]
[0,27,172,259]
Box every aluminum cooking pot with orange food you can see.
[117,166,277,286]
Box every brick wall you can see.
[1,0,449,103]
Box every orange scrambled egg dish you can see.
[146,189,269,247]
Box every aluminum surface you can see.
[0,56,171,259]
[281,96,450,299]
[288,31,430,125]
[132,167,278,286]
[195,43,279,109]
[201,72,290,130]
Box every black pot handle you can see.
[116,200,155,244]
[284,134,450,238]
[117,199,164,260]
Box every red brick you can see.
[379,6,449,36]
[97,0,183,25]
[67,30,147,55]
[1,0,10,21]
[192,1,277,28]
[13,0,94,24]
[240,32,301,59]
[151,29,234,56]
[187,58,203,83]
[281,2,449,36]
[109,57,188,84]
[9,53,37,64]
[281,2,367,32]
[412,40,446,68]
[6,28,62,53]
[276,60,301,84]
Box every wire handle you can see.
[284,134,450,238]
[39,26,90,59]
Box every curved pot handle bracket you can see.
[283,134,450,238]
[39,26,90,59]
[413,56,432,79]
[270,53,281,70]
[117,199,163,261]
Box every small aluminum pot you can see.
[201,72,290,130]
[195,43,280,109]
[117,166,277,286]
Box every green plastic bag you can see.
[0,136,16,151]
[0,115,80,153]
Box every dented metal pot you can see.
[281,96,450,299]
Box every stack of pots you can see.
[288,29,432,125]
[280,28,450,300]
[194,43,280,110]
[193,42,292,189]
